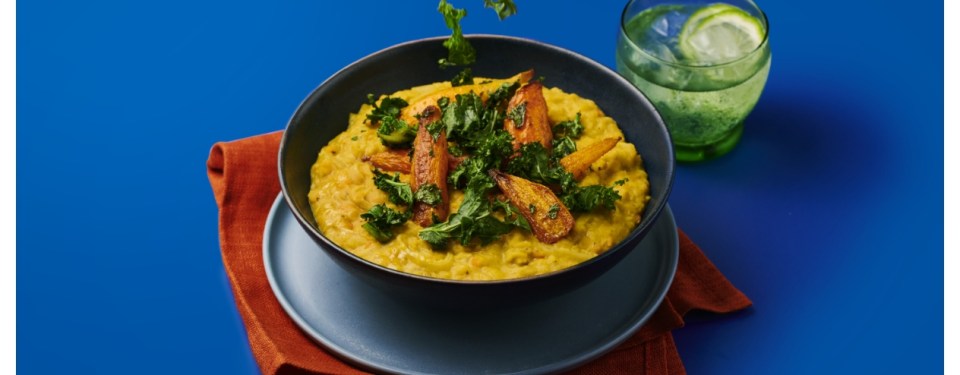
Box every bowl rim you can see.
[279,34,675,286]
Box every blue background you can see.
[18,0,943,374]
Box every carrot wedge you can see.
[504,82,553,151]
[362,150,462,174]
[362,149,412,173]
[490,170,573,244]
[411,106,450,226]
[401,70,534,122]
[560,137,621,180]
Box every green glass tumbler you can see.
[616,0,771,162]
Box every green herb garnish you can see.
[437,0,476,68]
[366,94,409,123]
[505,142,576,192]
[361,204,412,243]
[446,128,514,189]
[552,136,577,159]
[448,144,465,157]
[418,177,513,248]
[547,203,560,219]
[508,102,527,128]
[486,82,521,109]
[553,112,584,139]
[493,198,530,231]
[483,0,517,20]
[415,183,443,206]
[437,0,517,68]
[561,184,623,212]
[437,96,451,109]
[373,169,414,206]
[426,121,445,141]
[451,68,474,86]
[550,113,584,159]
[440,92,485,140]
[376,116,418,148]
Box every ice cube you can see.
[651,15,670,37]
[651,10,688,40]
[663,10,688,38]
[654,43,678,63]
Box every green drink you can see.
[616,1,770,162]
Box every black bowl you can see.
[279,35,675,309]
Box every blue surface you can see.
[18,0,943,374]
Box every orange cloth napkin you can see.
[207,131,752,375]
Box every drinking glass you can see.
[616,0,770,162]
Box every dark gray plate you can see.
[263,195,679,374]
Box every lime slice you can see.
[678,5,765,64]
[682,2,739,29]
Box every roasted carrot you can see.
[560,137,622,180]
[504,82,553,151]
[362,149,411,173]
[489,170,573,244]
[411,106,450,226]
[362,151,463,174]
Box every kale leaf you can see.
[483,0,517,20]
[447,159,471,188]
[437,0,517,68]
[552,112,584,139]
[438,83,519,144]
[443,91,513,190]
[415,183,442,206]
[508,102,527,128]
[440,92,486,140]
[376,116,418,148]
[448,143,465,157]
[486,81,520,110]
[418,177,512,248]
[366,94,409,123]
[492,197,531,231]
[552,136,577,159]
[504,142,576,192]
[549,113,585,159]
[560,177,629,213]
[361,204,412,243]
[451,68,474,86]
[373,169,413,206]
[447,128,514,189]
[437,0,476,67]
[560,185,622,212]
